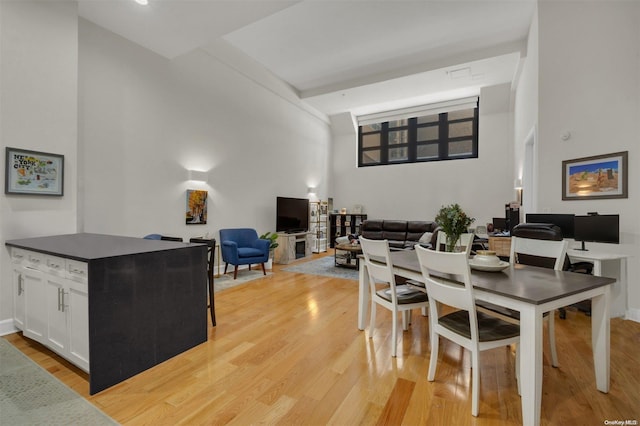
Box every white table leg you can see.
[519,306,543,426]
[358,262,369,330]
[591,288,610,392]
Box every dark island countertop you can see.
[5,232,200,262]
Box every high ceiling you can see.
[77,0,536,117]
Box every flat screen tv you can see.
[525,213,575,239]
[276,196,309,233]
[573,214,619,251]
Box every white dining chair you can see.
[359,237,430,357]
[414,245,520,417]
[435,231,474,256]
[475,235,568,367]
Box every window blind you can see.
[357,96,479,126]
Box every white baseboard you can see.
[625,308,640,323]
[0,318,19,337]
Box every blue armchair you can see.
[219,228,271,279]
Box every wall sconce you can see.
[514,178,523,205]
[514,178,522,190]
[307,187,316,195]
[188,170,208,183]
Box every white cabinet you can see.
[10,248,89,372]
[11,249,27,330]
[21,251,47,343]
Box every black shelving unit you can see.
[329,213,367,248]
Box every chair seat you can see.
[237,247,264,258]
[377,285,429,304]
[476,300,550,320]
[440,310,520,341]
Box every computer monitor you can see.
[525,213,575,239]
[492,217,507,231]
[573,214,619,251]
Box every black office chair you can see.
[506,223,593,318]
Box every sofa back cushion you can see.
[360,220,383,240]
[381,220,407,242]
[406,221,437,242]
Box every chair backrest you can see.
[359,237,395,284]
[160,236,183,242]
[509,236,568,271]
[435,231,474,256]
[359,237,400,302]
[219,228,259,247]
[415,245,477,332]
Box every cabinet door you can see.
[45,274,68,355]
[12,266,26,330]
[67,280,90,371]
[22,266,46,344]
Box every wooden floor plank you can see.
[3,251,639,425]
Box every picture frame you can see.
[186,189,207,224]
[5,147,64,196]
[562,151,628,200]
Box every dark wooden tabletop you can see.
[390,250,616,305]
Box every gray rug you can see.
[283,256,359,280]
[0,337,117,425]
[214,270,273,292]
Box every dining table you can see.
[357,249,616,426]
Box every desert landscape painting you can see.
[568,160,619,195]
[563,151,628,200]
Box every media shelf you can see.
[329,213,367,248]
[310,200,329,253]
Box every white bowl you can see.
[474,250,501,266]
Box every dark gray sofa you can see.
[359,219,440,250]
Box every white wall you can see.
[330,83,515,229]
[513,5,539,214]
[0,1,78,333]
[78,19,331,240]
[533,1,640,318]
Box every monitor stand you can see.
[575,241,588,251]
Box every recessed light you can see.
[134,0,148,5]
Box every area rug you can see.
[0,337,117,426]
[283,256,358,280]
[214,270,273,293]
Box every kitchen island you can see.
[6,233,208,394]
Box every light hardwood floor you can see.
[4,252,640,425]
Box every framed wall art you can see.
[562,151,628,200]
[186,189,207,224]
[5,147,64,196]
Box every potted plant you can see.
[435,203,475,252]
[260,232,279,269]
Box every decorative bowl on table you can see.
[469,250,509,271]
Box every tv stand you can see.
[274,232,312,264]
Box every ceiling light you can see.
[134,0,148,5]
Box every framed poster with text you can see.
[5,147,64,196]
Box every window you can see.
[358,98,479,167]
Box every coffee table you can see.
[335,243,362,269]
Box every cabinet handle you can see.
[17,274,23,296]
[60,290,67,313]
[58,288,62,311]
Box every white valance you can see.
[357,96,479,126]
